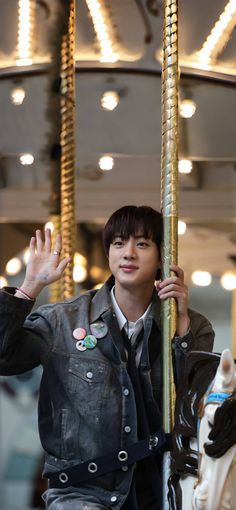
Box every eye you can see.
[112,239,124,247]
[137,241,149,247]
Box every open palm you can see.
[22,229,71,297]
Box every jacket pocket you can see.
[67,356,111,416]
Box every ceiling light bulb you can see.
[220,271,236,291]
[99,156,114,171]
[6,257,22,276]
[10,87,26,105]
[0,276,8,287]
[178,220,187,235]
[179,99,196,118]
[20,153,34,165]
[191,270,212,287]
[101,91,119,111]
[178,159,193,174]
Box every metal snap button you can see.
[118,450,128,462]
[149,436,159,450]
[181,341,188,348]
[110,496,117,503]
[122,466,128,471]
[86,371,93,379]
[123,388,129,396]
[124,425,131,433]
[88,462,98,473]
[59,472,68,483]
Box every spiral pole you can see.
[60,0,76,299]
[161,0,179,507]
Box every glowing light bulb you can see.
[10,87,26,105]
[0,276,8,287]
[179,99,196,119]
[20,153,34,165]
[101,91,119,111]
[220,272,236,290]
[44,222,54,233]
[178,220,186,235]
[6,257,22,276]
[191,270,212,287]
[73,266,87,283]
[99,156,114,171]
[74,252,87,267]
[178,160,193,174]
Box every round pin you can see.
[83,335,97,349]
[90,322,108,339]
[76,340,87,352]
[73,327,86,340]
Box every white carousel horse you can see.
[168,349,236,510]
[192,349,236,510]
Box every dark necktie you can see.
[122,326,150,439]
[121,324,163,510]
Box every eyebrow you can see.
[113,234,150,240]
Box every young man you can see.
[0,206,214,510]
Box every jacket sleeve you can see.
[173,308,215,387]
[0,288,54,374]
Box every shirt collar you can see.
[110,285,152,335]
[90,275,161,330]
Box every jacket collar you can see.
[90,275,162,329]
[90,275,114,323]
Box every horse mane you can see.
[168,351,220,510]
[205,390,236,458]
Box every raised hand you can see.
[17,229,71,299]
[156,264,190,337]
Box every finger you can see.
[29,236,36,254]
[44,228,52,253]
[158,291,186,300]
[52,234,62,257]
[57,257,72,274]
[36,229,43,253]
[158,282,188,294]
[170,264,184,280]
[159,276,180,288]
[155,281,161,290]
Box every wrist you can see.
[17,281,44,300]
[15,288,35,300]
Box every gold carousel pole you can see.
[60,0,76,299]
[161,0,179,506]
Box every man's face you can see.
[108,234,161,290]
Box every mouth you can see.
[120,265,139,272]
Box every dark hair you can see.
[103,205,163,256]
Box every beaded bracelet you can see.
[16,288,34,300]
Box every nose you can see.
[123,238,136,259]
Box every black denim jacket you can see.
[0,278,214,509]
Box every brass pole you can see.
[49,214,62,303]
[46,2,65,303]
[60,0,76,299]
[161,0,179,435]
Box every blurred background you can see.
[0,0,236,508]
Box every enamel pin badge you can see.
[72,322,107,352]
